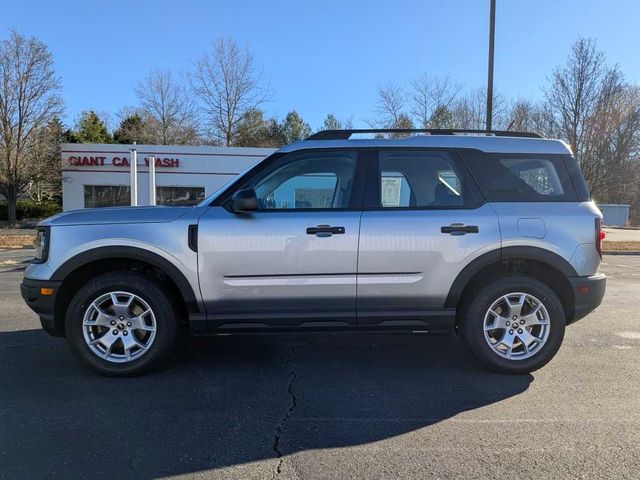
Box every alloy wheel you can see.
[82,291,157,363]
[483,292,551,360]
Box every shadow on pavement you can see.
[0,330,532,478]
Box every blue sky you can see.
[3,0,639,130]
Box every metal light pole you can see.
[486,0,496,131]
[130,143,138,206]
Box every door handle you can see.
[441,224,479,235]
[306,225,346,236]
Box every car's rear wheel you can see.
[460,274,565,374]
[65,271,179,376]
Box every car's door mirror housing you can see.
[230,188,259,213]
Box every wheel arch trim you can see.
[445,246,578,308]
[50,246,201,314]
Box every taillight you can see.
[595,217,604,259]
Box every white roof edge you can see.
[279,136,572,155]
[61,143,276,155]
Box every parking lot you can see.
[1,249,639,479]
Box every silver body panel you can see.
[197,207,361,327]
[26,207,206,313]
[490,201,601,276]
[43,206,192,226]
[357,204,501,324]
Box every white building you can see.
[61,144,275,211]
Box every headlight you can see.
[32,227,50,263]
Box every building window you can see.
[84,185,131,208]
[156,186,205,206]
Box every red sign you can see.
[68,156,106,166]
[68,155,180,168]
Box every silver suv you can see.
[21,129,606,376]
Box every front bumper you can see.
[20,277,64,337]
[568,273,606,324]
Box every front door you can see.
[357,149,501,330]
[198,149,363,330]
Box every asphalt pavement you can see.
[0,249,639,479]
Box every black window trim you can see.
[362,147,484,211]
[211,148,368,213]
[561,154,590,202]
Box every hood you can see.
[40,206,193,227]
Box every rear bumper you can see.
[568,273,606,324]
[20,277,64,337]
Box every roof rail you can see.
[305,129,543,140]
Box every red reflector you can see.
[578,285,590,295]
[599,231,606,240]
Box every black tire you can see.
[460,274,566,374]
[65,271,179,376]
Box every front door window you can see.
[251,152,357,210]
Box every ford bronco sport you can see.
[21,129,606,376]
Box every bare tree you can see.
[452,87,507,130]
[373,83,407,128]
[507,99,558,137]
[583,72,640,203]
[0,32,63,223]
[410,74,461,128]
[26,117,65,203]
[545,38,640,221]
[545,37,605,159]
[135,68,197,145]
[544,38,640,202]
[191,38,270,146]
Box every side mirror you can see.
[230,188,258,213]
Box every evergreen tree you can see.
[113,114,149,144]
[281,111,312,144]
[429,105,455,128]
[234,109,286,147]
[69,111,112,143]
[321,113,342,131]
[389,113,415,138]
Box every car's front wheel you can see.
[460,274,566,374]
[65,271,179,376]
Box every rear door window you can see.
[376,151,471,208]
[464,153,577,202]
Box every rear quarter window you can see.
[462,151,577,202]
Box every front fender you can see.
[27,217,204,315]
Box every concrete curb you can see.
[603,251,640,256]
[0,245,34,250]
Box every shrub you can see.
[0,200,62,221]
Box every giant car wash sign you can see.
[67,154,180,168]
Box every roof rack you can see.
[305,129,543,140]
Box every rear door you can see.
[357,149,501,330]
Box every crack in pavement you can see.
[272,346,297,479]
